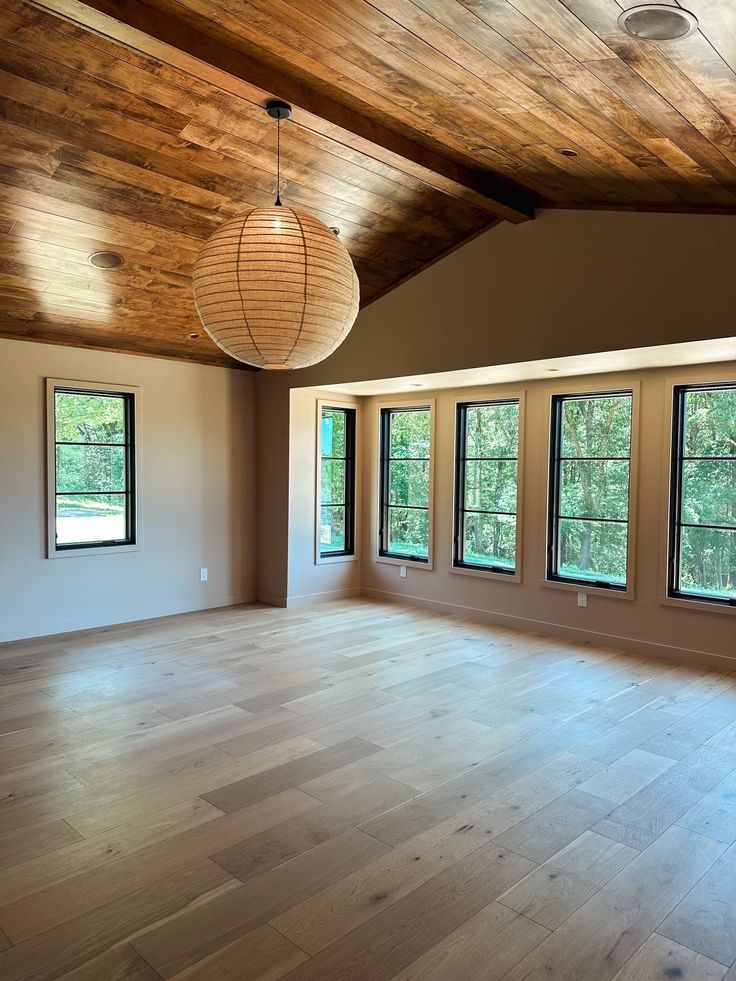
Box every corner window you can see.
[547,390,633,590]
[668,382,736,606]
[454,399,520,575]
[48,381,138,556]
[319,405,356,558]
[379,405,431,563]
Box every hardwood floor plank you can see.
[576,748,675,804]
[502,825,726,981]
[1,601,735,980]
[610,933,727,981]
[131,828,388,977]
[0,818,82,872]
[169,924,308,980]
[497,830,639,930]
[593,746,736,849]
[211,776,414,882]
[494,789,616,863]
[272,843,535,981]
[0,860,232,981]
[201,737,381,812]
[388,901,549,981]
[658,841,736,966]
[58,943,162,981]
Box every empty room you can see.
[1,1,736,979]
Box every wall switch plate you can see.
[200,568,208,582]
[399,565,407,579]
[577,591,587,608]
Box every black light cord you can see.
[275,114,282,207]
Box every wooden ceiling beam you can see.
[27,0,538,224]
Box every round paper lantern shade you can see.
[192,207,359,369]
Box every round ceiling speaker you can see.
[618,4,698,41]
[88,251,124,269]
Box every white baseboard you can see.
[0,593,254,644]
[361,587,735,671]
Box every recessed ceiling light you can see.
[188,332,201,340]
[410,382,424,387]
[546,368,561,373]
[88,251,123,269]
[329,227,340,236]
[618,4,698,41]
[556,147,578,157]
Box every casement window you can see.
[47,380,139,557]
[454,399,521,576]
[318,405,356,558]
[379,405,431,563]
[547,390,633,590]
[668,382,736,606]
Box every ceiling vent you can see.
[618,4,698,41]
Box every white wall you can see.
[0,339,256,641]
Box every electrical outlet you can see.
[200,568,208,582]
[577,591,587,608]
[399,565,407,579]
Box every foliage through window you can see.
[319,406,356,557]
[548,391,633,589]
[51,387,136,551]
[668,383,736,605]
[454,399,520,574]
[379,406,431,562]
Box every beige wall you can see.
[0,339,256,641]
[359,363,736,665]
[286,388,361,605]
[259,209,736,605]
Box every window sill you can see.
[451,564,521,584]
[315,553,359,566]
[541,578,634,601]
[48,543,141,559]
[375,554,433,572]
[660,594,736,617]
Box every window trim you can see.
[664,378,736,613]
[375,399,435,570]
[451,392,525,583]
[46,378,141,559]
[543,383,639,599]
[315,398,359,565]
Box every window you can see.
[454,399,520,575]
[48,382,138,555]
[379,405,431,563]
[668,382,736,606]
[547,390,633,590]
[319,405,356,558]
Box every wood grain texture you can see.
[3,1,736,363]
[0,598,735,979]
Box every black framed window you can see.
[668,382,736,606]
[52,387,136,550]
[548,390,633,590]
[319,406,356,557]
[379,406,431,562]
[454,399,520,574]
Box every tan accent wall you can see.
[259,209,736,609]
[0,338,256,641]
[360,363,736,666]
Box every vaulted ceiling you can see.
[1,0,736,366]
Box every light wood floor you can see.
[1,600,736,980]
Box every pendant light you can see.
[192,101,360,370]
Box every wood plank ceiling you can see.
[1,0,736,367]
